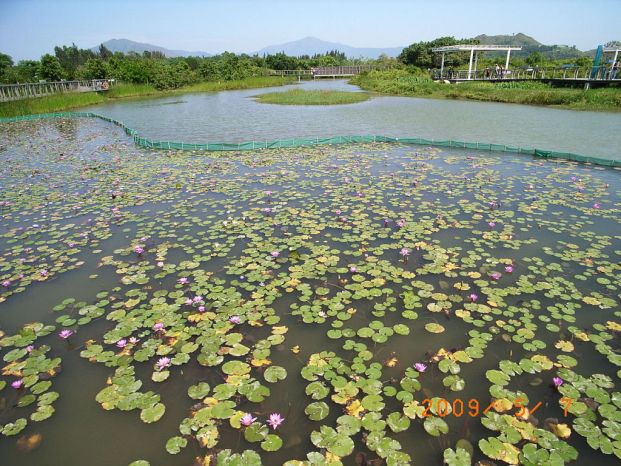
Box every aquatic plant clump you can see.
[254,89,370,105]
[0,118,620,466]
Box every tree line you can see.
[0,37,606,89]
[0,44,378,89]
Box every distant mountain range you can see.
[253,36,403,58]
[90,39,212,57]
[91,34,600,60]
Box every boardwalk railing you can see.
[269,65,374,78]
[0,79,114,102]
[268,69,314,77]
[432,65,620,82]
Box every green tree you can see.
[39,54,65,81]
[399,37,477,68]
[12,60,40,82]
[575,56,592,67]
[525,51,545,67]
[54,43,95,79]
[0,52,13,74]
[98,44,113,60]
[265,52,299,70]
[83,58,108,79]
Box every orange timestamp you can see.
[419,397,575,418]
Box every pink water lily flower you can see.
[116,339,127,348]
[552,376,564,388]
[505,265,514,273]
[229,315,241,324]
[177,277,189,285]
[490,272,502,280]
[267,413,284,429]
[2,280,10,287]
[153,322,165,333]
[155,357,171,371]
[396,219,406,228]
[349,266,357,273]
[593,203,601,209]
[400,248,410,257]
[240,413,257,426]
[469,293,478,302]
[12,379,24,389]
[414,363,427,373]
[488,222,496,228]
[134,246,144,254]
[271,251,280,258]
[58,329,73,339]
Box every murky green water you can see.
[0,117,620,466]
[84,80,621,160]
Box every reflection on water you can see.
[85,79,621,159]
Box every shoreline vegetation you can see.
[350,70,621,112]
[2,70,621,118]
[254,89,370,105]
[0,77,294,118]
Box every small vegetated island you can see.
[254,89,370,105]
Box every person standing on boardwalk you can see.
[611,61,619,80]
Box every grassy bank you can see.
[254,89,369,105]
[0,77,294,118]
[350,70,621,112]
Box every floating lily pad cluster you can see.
[0,118,620,465]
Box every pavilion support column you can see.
[474,52,478,75]
[440,52,445,78]
[468,48,474,80]
[505,50,511,71]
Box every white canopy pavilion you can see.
[432,44,523,79]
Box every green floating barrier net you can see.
[1,111,619,168]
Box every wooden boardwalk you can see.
[0,79,112,102]
[269,65,373,79]
[431,66,620,86]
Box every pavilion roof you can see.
[432,44,523,53]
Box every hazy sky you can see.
[1,0,619,60]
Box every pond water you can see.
[84,79,621,160]
[0,117,619,466]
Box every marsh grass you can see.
[0,77,295,118]
[351,70,621,111]
[254,89,370,105]
[0,92,106,117]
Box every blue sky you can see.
[1,0,619,60]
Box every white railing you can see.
[0,79,114,102]
[432,65,620,81]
